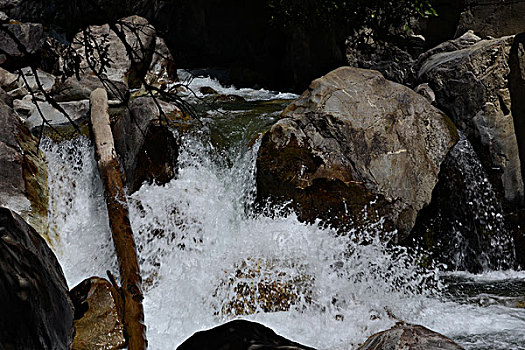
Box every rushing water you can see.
[43,74,525,350]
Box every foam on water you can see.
[42,75,525,349]
[177,69,299,101]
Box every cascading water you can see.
[411,134,516,273]
[43,75,525,350]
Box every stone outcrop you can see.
[0,98,49,240]
[357,322,463,350]
[256,67,458,239]
[113,96,180,193]
[456,0,525,38]
[0,207,74,350]
[72,15,163,88]
[0,18,43,68]
[70,277,126,350]
[418,34,524,206]
[177,320,315,350]
[408,137,516,272]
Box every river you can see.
[42,73,525,350]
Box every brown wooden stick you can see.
[90,88,147,350]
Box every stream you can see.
[42,73,525,350]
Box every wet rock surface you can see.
[357,322,463,350]
[70,277,126,350]
[0,98,49,239]
[0,207,74,350]
[257,67,458,239]
[112,96,180,193]
[177,320,316,350]
[419,34,524,206]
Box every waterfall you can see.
[42,75,525,350]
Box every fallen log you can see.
[90,88,147,350]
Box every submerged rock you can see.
[256,67,458,239]
[418,34,524,206]
[112,96,180,193]
[0,207,74,350]
[70,277,125,350]
[0,99,49,240]
[177,319,315,350]
[357,322,463,350]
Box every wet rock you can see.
[456,0,525,38]
[256,67,458,239]
[177,319,315,350]
[408,136,516,272]
[199,86,218,95]
[0,19,43,69]
[112,96,180,193]
[419,34,524,206]
[0,99,49,240]
[145,36,178,86]
[0,207,74,350]
[51,74,129,103]
[416,30,482,66]
[357,322,463,350]
[72,15,156,88]
[70,277,125,350]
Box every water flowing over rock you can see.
[112,96,180,193]
[408,136,516,272]
[456,0,525,38]
[0,207,74,350]
[0,98,49,239]
[177,320,316,350]
[70,277,125,350]
[418,34,524,206]
[256,67,458,239]
[357,322,464,350]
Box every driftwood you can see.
[90,88,147,350]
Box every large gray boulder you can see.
[0,99,49,240]
[0,207,74,349]
[72,15,162,88]
[256,67,458,239]
[456,0,525,39]
[418,34,524,206]
[357,322,463,350]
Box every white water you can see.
[42,82,525,350]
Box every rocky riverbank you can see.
[1,1,524,349]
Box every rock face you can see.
[0,99,49,239]
[456,0,525,38]
[357,322,463,350]
[0,19,43,69]
[70,277,126,350]
[418,34,524,206]
[0,207,74,350]
[408,137,516,272]
[256,67,458,239]
[177,320,315,350]
[113,96,180,193]
[73,15,158,88]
